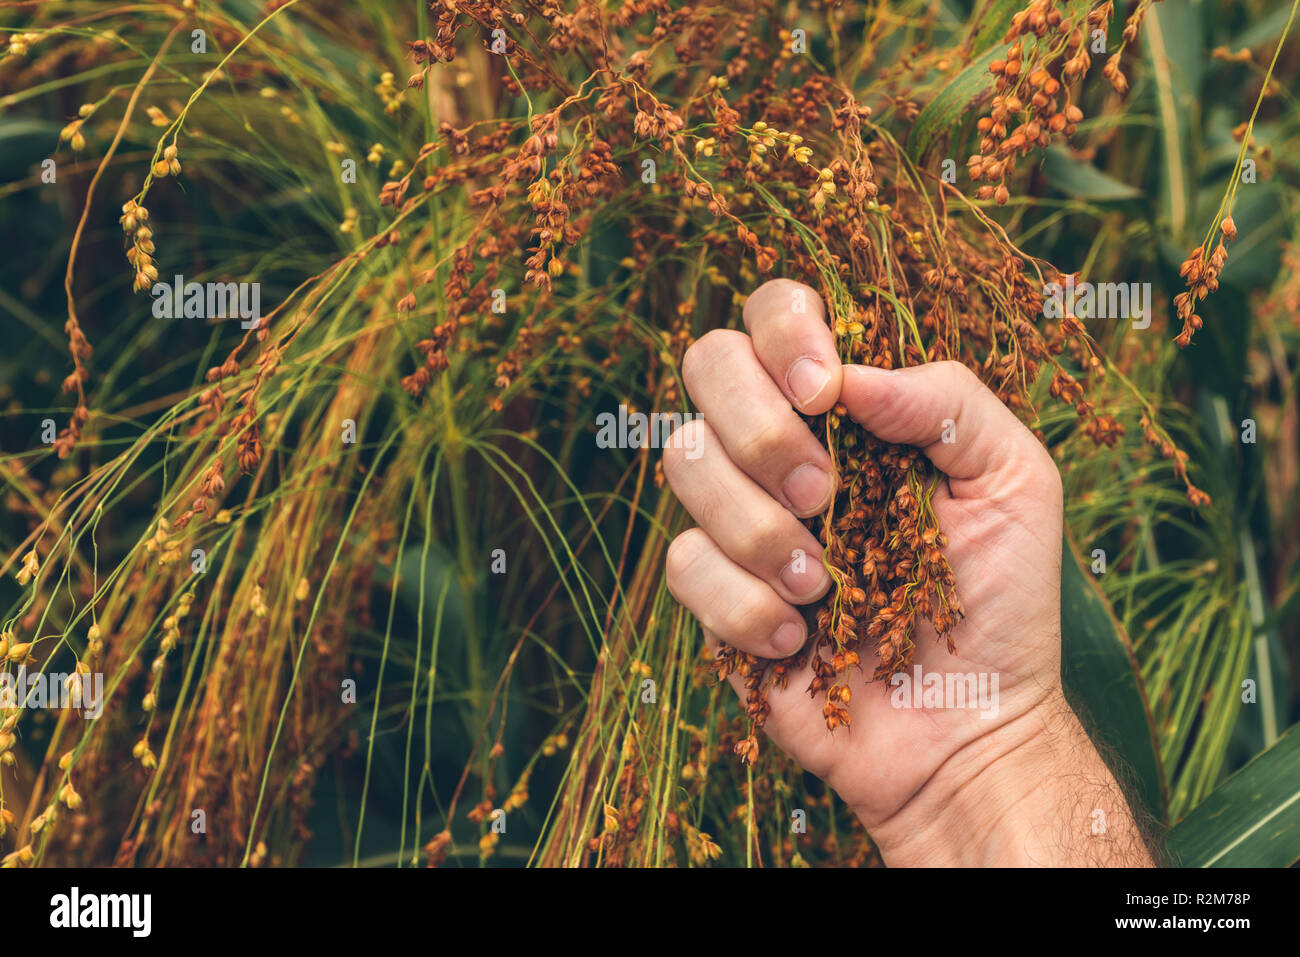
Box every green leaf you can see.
[1209,181,1287,286]
[967,0,1022,53]
[0,119,61,180]
[910,0,1100,171]
[395,542,468,640]
[1232,4,1297,49]
[1143,0,1204,240]
[1061,538,1169,826]
[907,42,1007,166]
[1042,146,1143,201]
[970,0,1097,57]
[1167,725,1300,867]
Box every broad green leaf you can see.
[1043,146,1143,201]
[1208,181,1287,286]
[395,542,468,642]
[1061,538,1169,826]
[1142,0,1204,240]
[908,42,1007,165]
[1233,4,1297,48]
[0,119,61,180]
[970,0,1098,56]
[1200,396,1289,761]
[1167,724,1300,866]
[967,0,1022,53]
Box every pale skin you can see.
[663,278,1155,867]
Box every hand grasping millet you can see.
[663,280,1156,865]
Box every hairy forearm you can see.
[863,691,1157,867]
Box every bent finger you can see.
[665,527,810,660]
[742,279,842,415]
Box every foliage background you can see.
[0,0,1297,867]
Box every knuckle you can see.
[665,528,712,591]
[748,278,816,312]
[936,358,976,380]
[734,509,788,566]
[916,362,986,443]
[732,418,790,472]
[939,360,984,397]
[715,589,775,641]
[747,278,796,309]
[661,419,712,485]
[682,328,746,393]
[746,278,821,319]
[754,277,799,297]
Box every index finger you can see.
[742,279,842,415]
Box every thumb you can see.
[840,361,1060,504]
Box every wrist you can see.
[862,690,1155,867]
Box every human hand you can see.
[663,279,1152,866]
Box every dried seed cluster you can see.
[1173,216,1236,351]
[2,0,1232,869]
[374,0,1206,768]
[969,0,1158,205]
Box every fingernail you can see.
[771,620,806,657]
[787,357,830,409]
[780,555,829,601]
[783,463,833,515]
